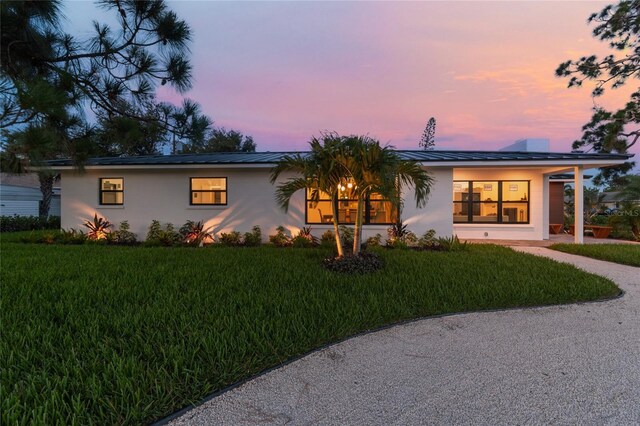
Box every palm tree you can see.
[341,136,434,254]
[271,133,434,257]
[270,133,352,257]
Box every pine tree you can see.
[419,117,436,150]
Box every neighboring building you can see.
[0,173,61,217]
[48,148,630,242]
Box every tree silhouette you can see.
[419,117,436,150]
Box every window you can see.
[306,181,397,225]
[453,180,529,224]
[99,178,124,205]
[190,178,227,205]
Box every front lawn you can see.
[550,243,640,267]
[1,238,619,425]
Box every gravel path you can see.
[169,248,640,425]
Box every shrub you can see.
[0,215,60,232]
[146,220,163,241]
[386,220,417,248]
[436,235,469,252]
[338,225,354,248]
[180,220,213,246]
[365,233,383,247]
[291,235,314,248]
[109,221,138,245]
[83,214,112,240]
[269,226,291,247]
[322,252,384,274]
[145,220,181,246]
[219,231,243,247]
[243,226,263,247]
[320,229,336,248]
[417,229,440,250]
[58,229,88,245]
[291,227,318,248]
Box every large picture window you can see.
[99,178,124,205]
[190,178,227,205]
[453,180,529,224]
[306,182,397,225]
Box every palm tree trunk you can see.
[352,197,364,255]
[38,172,55,217]
[330,193,344,257]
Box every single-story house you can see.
[48,144,631,243]
[0,173,61,217]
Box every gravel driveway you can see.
[168,247,640,425]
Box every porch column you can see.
[574,165,584,244]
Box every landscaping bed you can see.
[1,236,619,425]
[550,243,640,267]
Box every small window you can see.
[100,178,124,205]
[191,178,227,205]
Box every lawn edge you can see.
[548,244,640,268]
[153,287,624,426]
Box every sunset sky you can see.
[66,1,637,157]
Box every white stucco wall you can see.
[60,166,455,242]
[61,167,307,240]
[402,167,454,238]
[452,168,546,241]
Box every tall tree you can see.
[419,117,436,150]
[160,99,212,154]
[556,0,639,185]
[182,127,256,153]
[1,0,195,215]
[1,0,193,128]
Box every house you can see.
[0,173,61,217]
[48,148,631,243]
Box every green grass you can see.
[1,237,619,425]
[550,243,640,267]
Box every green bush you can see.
[291,227,318,248]
[436,235,469,252]
[320,229,336,248]
[417,229,441,250]
[145,220,181,246]
[338,225,354,248]
[269,226,291,247]
[0,215,60,233]
[243,226,263,247]
[219,231,243,247]
[58,229,88,245]
[365,233,383,248]
[108,221,138,245]
[386,221,417,248]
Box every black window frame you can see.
[453,180,530,224]
[190,177,228,206]
[305,190,397,225]
[99,177,124,206]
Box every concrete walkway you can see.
[170,248,640,425]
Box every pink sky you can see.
[67,1,637,157]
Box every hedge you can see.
[0,215,61,233]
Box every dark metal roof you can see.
[549,173,593,180]
[46,150,632,167]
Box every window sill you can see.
[454,223,532,227]
[186,205,228,210]
[97,205,125,209]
